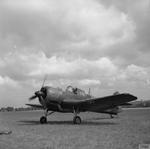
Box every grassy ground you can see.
[0,108,150,149]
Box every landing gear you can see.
[110,114,114,119]
[40,110,55,124]
[73,116,81,124]
[40,116,47,124]
[73,107,81,124]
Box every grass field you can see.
[0,108,150,149]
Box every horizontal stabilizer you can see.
[26,104,44,109]
[120,102,132,106]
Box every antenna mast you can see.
[88,88,91,95]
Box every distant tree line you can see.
[122,100,150,108]
[0,106,40,112]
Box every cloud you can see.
[78,79,101,86]
[124,65,149,81]
[0,51,117,81]
[115,64,149,85]
[0,76,18,87]
[1,51,150,87]
[0,0,150,106]
[97,0,150,56]
[0,0,135,59]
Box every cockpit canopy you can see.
[66,85,86,96]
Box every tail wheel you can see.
[40,116,47,124]
[73,116,81,124]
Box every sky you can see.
[0,0,150,107]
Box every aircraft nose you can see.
[35,90,45,97]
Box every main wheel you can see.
[40,116,47,124]
[73,116,81,124]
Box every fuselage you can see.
[38,86,136,114]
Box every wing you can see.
[77,93,137,112]
[26,104,44,109]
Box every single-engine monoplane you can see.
[26,81,137,124]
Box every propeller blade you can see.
[29,95,37,100]
[29,75,48,102]
[41,75,47,88]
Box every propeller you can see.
[29,75,47,101]
[29,90,45,101]
[29,95,37,100]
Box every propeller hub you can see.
[35,90,44,97]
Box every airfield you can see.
[0,108,150,149]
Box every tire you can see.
[73,116,81,124]
[40,116,47,124]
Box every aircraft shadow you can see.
[17,119,117,126]
[85,117,115,120]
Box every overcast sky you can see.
[0,0,150,107]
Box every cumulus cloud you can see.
[0,51,117,80]
[1,51,150,87]
[114,64,149,86]
[29,52,118,79]
[78,79,101,86]
[0,0,135,58]
[0,0,150,106]
[0,76,18,87]
[97,0,150,64]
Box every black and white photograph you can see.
[0,0,150,149]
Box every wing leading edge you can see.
[26,104,44,109]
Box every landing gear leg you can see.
[40,110,55,124]
[110,114,114,119]
[73,108,81,124]
[116,113,119,118]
